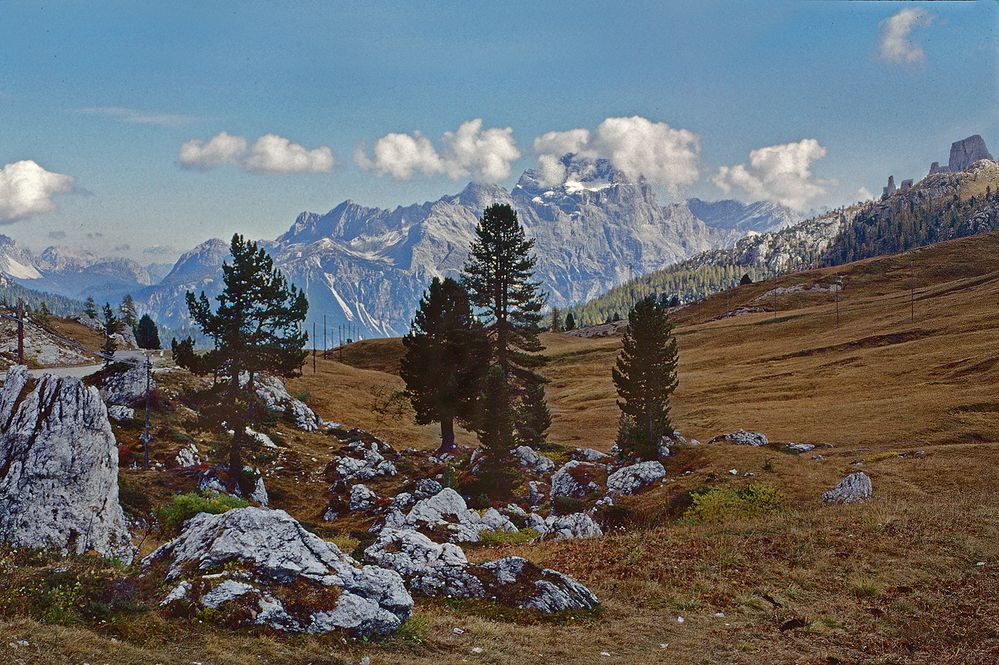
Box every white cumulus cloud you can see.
[179,132,333,174]
[0,160,75,223]
[355,119,521,183]
[243,134,334,174]
[531,116,701,191]
[712,139,835,211]
[880,8,934,64]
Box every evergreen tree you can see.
[461,204,547,388]
[612,296,678,460]
[565,312,576,331]
[475,364,517,496]
[550,306,562,332]
[37,301,51,324]
[400,277,488,454]
[515,380,551,448]
[101,303,119,365]
[178,234,309,490]
[120,294,138,330]
[740,273,753,285]
[84,296,98,319]
[135,313,161,350]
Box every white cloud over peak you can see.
[531,116,701,191]
[712,139,835,211]
[178,132,333,174]
[355,119,521,183]
[880,8,934,64]
[0,160,76,223]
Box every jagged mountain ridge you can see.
[132,154,799,338]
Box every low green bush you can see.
[683,484,784,524]
[155,492,248,533]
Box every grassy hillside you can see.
[2,232,997,663]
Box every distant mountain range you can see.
[0,154,800,338]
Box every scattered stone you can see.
[527,481,547,507]
[606,461,665,495]
[538,512,603,541]
[785,443,815,454]
[550,461,606,501]
[728,468,738,475]
[709,430,769,447]
[502,503,527,519]
[327,440,398,486]
[97,363,153,407]
[811,455,825,462]
[0,367,135,563]
[245,427,277,449]
[570,447,611,462]
[452,627,465,635]
[513,446,556,474]
[381,488,516,544]
[107,405,135,422]
[349,484,378,512]
[175,443,202,468]
[412,478,443,500]
[144,507,413,636]
[822,472,873,505]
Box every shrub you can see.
[683,484,784,524]
[155,492,248,534]
[867,450,901,463]
[553,495,587,516]
[478,528,539,546]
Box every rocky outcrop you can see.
[144,507,413,636]
[107,405,134,422]
[364,529,598,613]
[709,430,769,447]
[175,443,202,468]
[550,461,607,501]
[882,175,896,199]
[948,135,993,172]
[252,375,321,431]
[0,366,134,562]
[381,488,516,544]
[97,363,153,407]
[822,472,873,505]
[349,484,379,512]
[606,461,665,495]
[513,445,556,474]
[326,439,398,487]
[537,512,603,541]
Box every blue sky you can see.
[0,0,995,262]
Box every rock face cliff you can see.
[0,366,134,562]
[948,135,993,172]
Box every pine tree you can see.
[101,303,119,365]
[740,273,753,285]
[135,314,161,350]
[84,296,98,319]
[461,204,547,388]
[515,380,551,448]
[476,364,517,496]
[612,296,678,460]
[401,277,489,454]
[120,294,138,331]
[178,234,309,490]
[565,312,576,331]
[37,301,51,324]
[550,306,562,332]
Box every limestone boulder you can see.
[381,488,516,544]
[822,472,872,505]
[97,363,153,407]
[709,430,769,447]
[550,461,607,501]
[606,461,665,496]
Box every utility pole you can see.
[16,298,24,365]
[141,354,152,469]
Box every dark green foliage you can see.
[155,492,249,534]
[101,303,119,364]
[0,282,83,318]
[740,273,753,285]
[135,314,161,349]
[36,301,51,324]
[612,296,678,460]
[564,312,576,331]
[550,306,562,332]
[119,294,138,330]
[515,379,551,448]
[177,234,309,489]
[401,277,488,453]
[475,364,518,497]
[84,296,98,319]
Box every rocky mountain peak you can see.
[948,134,993,172]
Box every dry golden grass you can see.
[2,232,998,663]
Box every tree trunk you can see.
[437,416,456,455]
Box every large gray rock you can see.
[948,135,993,172]
[709,430,769,447]
[252,375,321,431]
[606,461,665,495]
[550,461,606,501]
[822,472,873,505]
[327,439,397,486]
[97,363,153,407]
[537,512,603,541]
[144,507,412,636]
[0,366,134,563]
[381,488,516,544]
[364,530,598,613]
[513,445,556,474]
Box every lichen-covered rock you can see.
[364,531,598,613]
[537,512,603,541]
[107,405,135,422]
[606,461,665,495]
[175,443,202,468]
[527,481,547,507]
[97,363,153,407]
[709,430,769,447]
[513,446,556,474]
[785,443,816,454]
[197,466,268,506]
[381,488,516,544]
[349,484,378,512]
[822,472,872,505]
[252,375,321,431]
[144,507,412,636]
[550,461,606,501]
[0,366,134,563]
[326,440,398,486]
[570,448,611,462]
[412,478,443,500]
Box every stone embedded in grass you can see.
[537,512,603,541]
[107,405,134,422]
[0,366,135,563]
[96,363,154,407]
[550,461,607,502]
[708,430,769,446]
[144,506,413,637]
[326,439,398,486]
[570,447,611,462]
[249,374,322,431]
[513,445,556,474]
[785,443,816,454]
[349,484,378,512]
[380,488,517,544]
[175,443,202,468]
[606,461,666,495]
[822,472,873,505]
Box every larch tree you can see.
[400,277,489,455]
[176,234,309,491]
[612,296,679,460]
